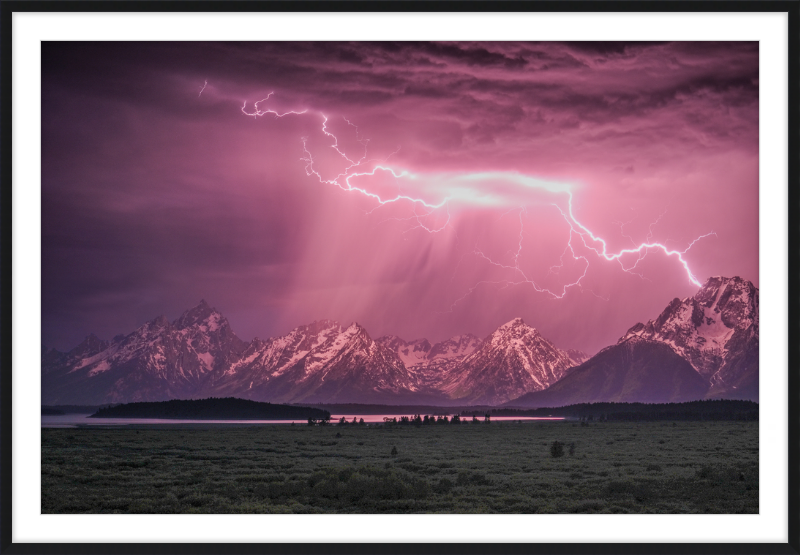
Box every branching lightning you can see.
[242,93,309,118]
[241,93,716,304]
[556,196,716,287]
[470,207,591,299]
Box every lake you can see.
[41,413,565,428]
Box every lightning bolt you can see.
[242,93,309,118]
[557,195,715,287]
[377,205,452,234]
[468,208,590,301]
[198,79,208,98]
[240,93,716,304]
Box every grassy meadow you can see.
[41,420,758,513]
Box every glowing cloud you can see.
[243,94,714,295]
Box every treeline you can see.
[327,414,492,426]
[465,400,758,421]
[90,398,331,421]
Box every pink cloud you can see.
[42,42,758,356]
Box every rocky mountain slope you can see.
[507,336,710,407]
[42,276,758,406]
[375,334,481,390]
[42,307,578,405]
[438,318,576,405]
[204,321,420,404]
[620,276,758,400]
[41,300,247,405]
[508,276,759,407]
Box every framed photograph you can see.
[3,3,797,554]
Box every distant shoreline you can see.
[46,398,759,422]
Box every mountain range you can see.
[42,276,758,406]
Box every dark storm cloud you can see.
[41,41,759,355]
[411,42,529,68]
[561,41,671,55]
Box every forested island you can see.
[90,398,331,421]
[43,404,116,415]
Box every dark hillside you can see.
[509,337,709,408]
[470,399,758,421]
[90,397,330,420]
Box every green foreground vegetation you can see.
[42,421,757,513]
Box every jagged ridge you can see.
[42,276,758,406]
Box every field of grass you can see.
[41,420,757,513]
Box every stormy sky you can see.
[41,41,759,355]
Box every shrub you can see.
[433,478,453,494]
[390,446,398,456]
[568,442,576,456]
[606,480,652,502]
[456,471,491,487]
[696,465,715,479]
[550,441,564,458]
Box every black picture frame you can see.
[2,2,798,554]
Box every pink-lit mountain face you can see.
[438,318,576,406]
[620,276,758,400]
[205,321,419,404]
[41,309,576,406]
[375,321,579,405]
[41,300,247,405]
[41,277,758,406]
[508,276,759,407]
[374,334,482,390]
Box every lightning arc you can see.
[242,93,309,118]
[557,198,716,288]
[242,93,715,301]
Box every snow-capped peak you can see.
[173,300,222,330]
[499,317,526,330]
[619,276,758,399]
[490,318,542,347]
